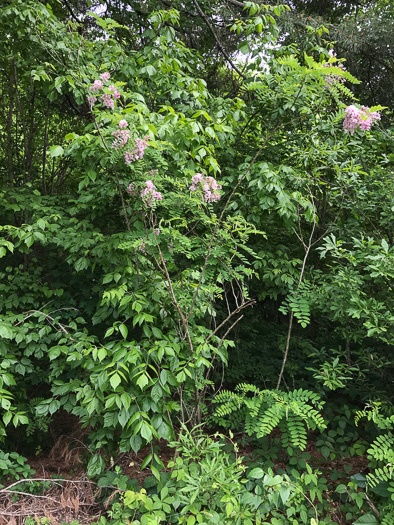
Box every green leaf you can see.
[280,485,291,505]
[104,327,114,338]
[140,422,152,441]
[119,324,128,339]
[238,41,251,55]
[3,412,12,426]
[87,454,105,478]
[110,373,121,389]
[249,468,265,479]
[381,239,389,253]
[151,465,161,481]
[141,453,152,469]
[151,326,162,339]
[0,323,14,339]
[49,145,64,157]
[352,514,379,525]
[129,435,142,453]
[136,374,149,390]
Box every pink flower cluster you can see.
[141,180,163,206]
[87,73,121,110]
[124,137,150,164]
[90,79,103,91]
[108,85,121,99]
[112,128,130,150]
[111,120,150,165]
[343,105,381,135]
[190,173,222,203]
[101,93,115,110]
[87,96,97,109]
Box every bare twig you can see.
[191,0,247,79]
[206,300,255,342]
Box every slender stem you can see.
[191,0,247,80]
[277,217,315,390]
[206,300,255,342]
[187,123,283,321]
[90,111,142,285]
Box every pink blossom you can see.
[141,180,162,206]
[101,93,115,110]
[190,173,221,203]
[112,129,130,149]
[100,72,110,82]
[343,105,381,135]
[124,137,150,163]
[87,96,96,109]
[323,61,346,85]
[119,119,128,129]
[87,77,120,111]
[126,183,138,196]
[92,79,103,90]
[124,151,134,165]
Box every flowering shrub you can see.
[126,180,163,206]
[343,105,381,135]
[111,128,130,150]
[89,82,150,165]
[125,137,150,164]
[87,73,121,111]
[140,180,163,206]
[190,173,222,203]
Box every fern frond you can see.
[367,432,394,462]
[381,507,394,525]
[213,385,325,450]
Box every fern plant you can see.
[213,385,326,450]
[381,508,394,525]
[279,281,313,328]
[356,404,394,493]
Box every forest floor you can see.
[0,413,370,525]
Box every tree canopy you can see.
[0,0,393,523]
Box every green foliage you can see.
[0,451,35,486]
[358,410,394,488]
[279,282,313,328]
[307,357,358,391]
[101,426,326,525]
[0,0,393,523]
[213,386,326,450]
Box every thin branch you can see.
[206,300,255,341]
[61,0,80,23]
[187,122,284,321]
[191,0,247,79]
[0,478,98,493]
[216,314,244,351]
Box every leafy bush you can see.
[213,385,326,450]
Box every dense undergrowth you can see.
[0,0,393,523]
